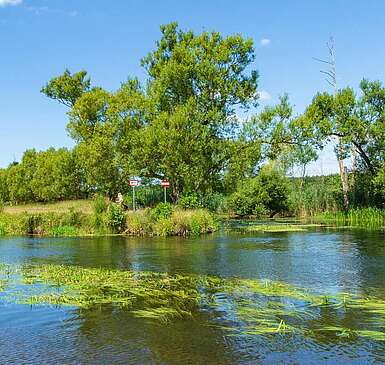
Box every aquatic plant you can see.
[0,263,384,342]
[317,207,385,229]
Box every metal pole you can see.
[164,186,167,203]
[133,186,136,212]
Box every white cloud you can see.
[26,5,78,17]
[257,90,272,101]
[0,0,22,6]
[260,38,271,47]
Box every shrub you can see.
[227,166,290,217]
[201,193,225,213]
[48,225,79,237]
[21,214,45,235]
[151,202,173,220]
[0,222,5,236]
[93,194,108,214]
[106,203,126,233]
[178,194,202,209]
[153,218,174,236]
[126,209,154,236]
[62,208,83,227]
[171,209,218,236]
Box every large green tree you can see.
[42,23,261,202]
[131,23,259,202]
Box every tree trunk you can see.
[337,158,349,211]
[172,185,180,205]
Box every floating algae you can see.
[244,224,323,233]
[0,263,384,341]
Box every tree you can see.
[41,24,261,201]
[41,69,91,108]
[30,148,83,202]
[133,23,259,202]
[298,80,385,176]
[227,164,290,217]
[0,169,9,202]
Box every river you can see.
[0,227,385,364]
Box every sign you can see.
[161,180,170,187]
[129,179,140,187]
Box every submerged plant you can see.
[0,263,384,342]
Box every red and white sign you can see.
[129,179,140,187]
[161,180,170,187]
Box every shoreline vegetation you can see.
[0,199,218,237]
[1,25,385,237]
[1,198,385,238]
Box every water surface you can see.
[1,228,385,364]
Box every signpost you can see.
[129,179,140,211]
[161,180,170,203]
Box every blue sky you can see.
[1,0,385,174]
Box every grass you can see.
[126,208,218,237]
[3,199,93,215]
[245,223,322,233]
[316,207,385,229]
[0,263,384,341]
[0,200,218,237]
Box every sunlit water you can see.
[1,227,385,364]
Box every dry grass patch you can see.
[3,200,93,215]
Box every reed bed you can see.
[317,208,385,229]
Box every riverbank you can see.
[0,202,218,237]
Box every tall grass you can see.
[126,208,218,237]
[317,207,385,228]
[288,175,342,217]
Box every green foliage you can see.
[289,175,342,217]
[178,194,202,209]
[125,209,154,236]
[2,148,84,204]
[93,194,108,214]
[0,169,9,203]
[48,225,79,237]
[317,207,385,228]
[125,208,218,237]
[227,166,290,217]
[41,69,91,108]
[132,185,165,208]
[178,192,225,212]
[42,23,259,203]
[106,203,126,233]
[151,202,173,220]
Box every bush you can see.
[201,193,225,213]
[62,208,83,227]
[153,217,174,236]
[227,166,290,217]
[151,202,173,220]
[48,225,79,237]
[126,209,154,235]
[93,194,108,214]
[178,194,202,209]
[170,209,218,236]
[106,203,126,233]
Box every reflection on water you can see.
[0,228,385,364]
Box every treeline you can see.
[0,148,85,203]
[2,22,385,216]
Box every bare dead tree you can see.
[313,37,349,210]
